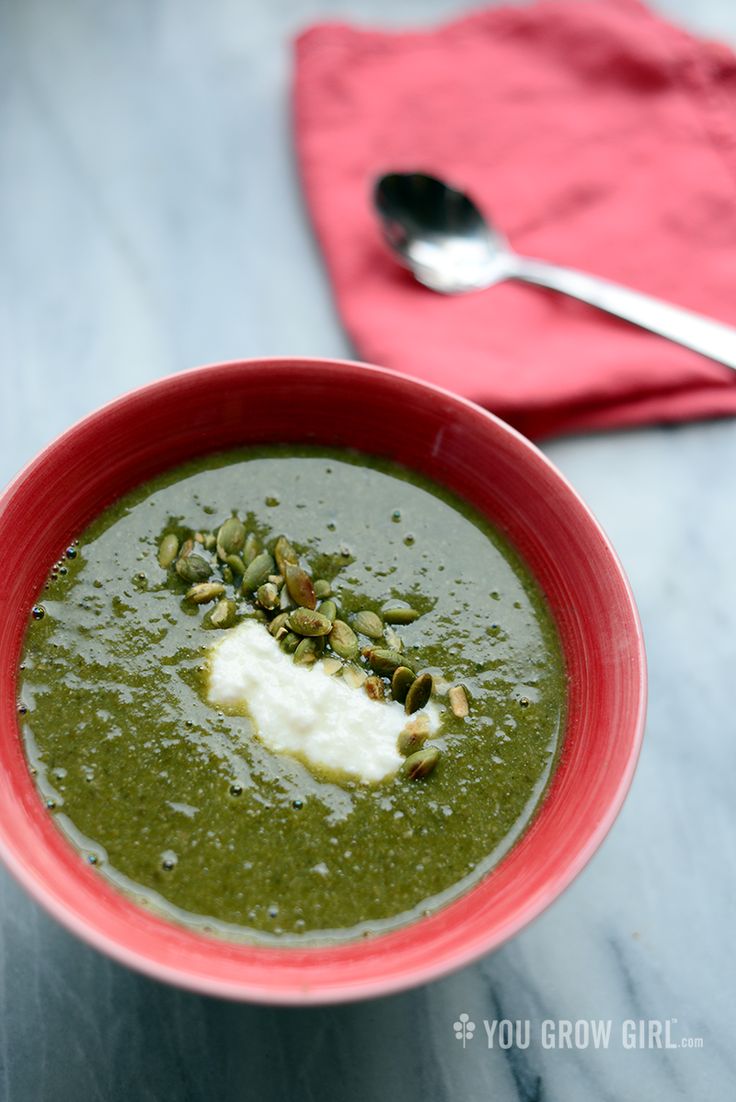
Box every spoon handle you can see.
[510,257,736,371]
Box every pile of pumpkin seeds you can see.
[158,518,471,780]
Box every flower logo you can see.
[453,1013,476,1047]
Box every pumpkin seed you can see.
[209,598,237,628]
[268,612,290,637]
[321,656,342,676]
[353,610,383,639]
[397,714,430,755]
[319,599,338,623]
[405,672,433,715]
[294,637,321,665]
[256,582,280,610]
[391,666,416,704]
[225,554,246,575]
[366,647,408,676]
[384,605,420,625]
[241,551,275,593]
[285,563,316,610]
[216,517,245,560]
[402,745,439,780]
[204,533,217,551]
[313,579,331,599]
[176,550,212,583]
[274,535,298,576]
[157,533,179,569]
[341,663,367,688]
[364,675,385,701]
[288,607,332,637]
[448,685,469,717]
[328,620,359,660]
[186,581,226,605]
[244,532,260,565]
[281,631,300,654]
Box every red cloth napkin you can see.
[293,0,736,439]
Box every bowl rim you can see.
[0,356,647,1003]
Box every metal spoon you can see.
[374,172,736,371]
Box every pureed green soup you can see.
[18,447,565,943]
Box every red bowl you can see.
[0,358,645,1004]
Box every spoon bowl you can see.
[374,172,511,292]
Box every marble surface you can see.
[1,0,735,1098]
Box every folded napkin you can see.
[293,0,736,438]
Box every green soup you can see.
[18,447,565,942]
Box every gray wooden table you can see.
[1,1,734,1098]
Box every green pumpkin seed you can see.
[256,582,279,610]
[281,631,300,654]
[313,579,331,599]
[176,550,212,584]
[364,675,385,701]
[209,597,237,628]
[448,685,469,717]
[353,610,384,639]
[288,607,332,637]
[294,636,321,665]
[391,666,416,704]
[328,620,359,660]
[241,551,275,593]
[221,565,233,584]
[402,745,439,780]
[244,532,260,565]
[366,647,408,676]
[268,611,290,637]
[274,535,298,576]
[405,672,433,715]
[319,599,338,623]
[157,533,179,569]
[186,581,226,605]
[397,714,430,755]
[285,563,316,610]
[204,533,217,551]
[383,605,420,625]
[216,517,245,560]
[225,554,246,575]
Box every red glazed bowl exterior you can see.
[0,358,645,1004]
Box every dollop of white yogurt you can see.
[207,620,440,783]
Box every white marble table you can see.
[1,1,734,1098]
